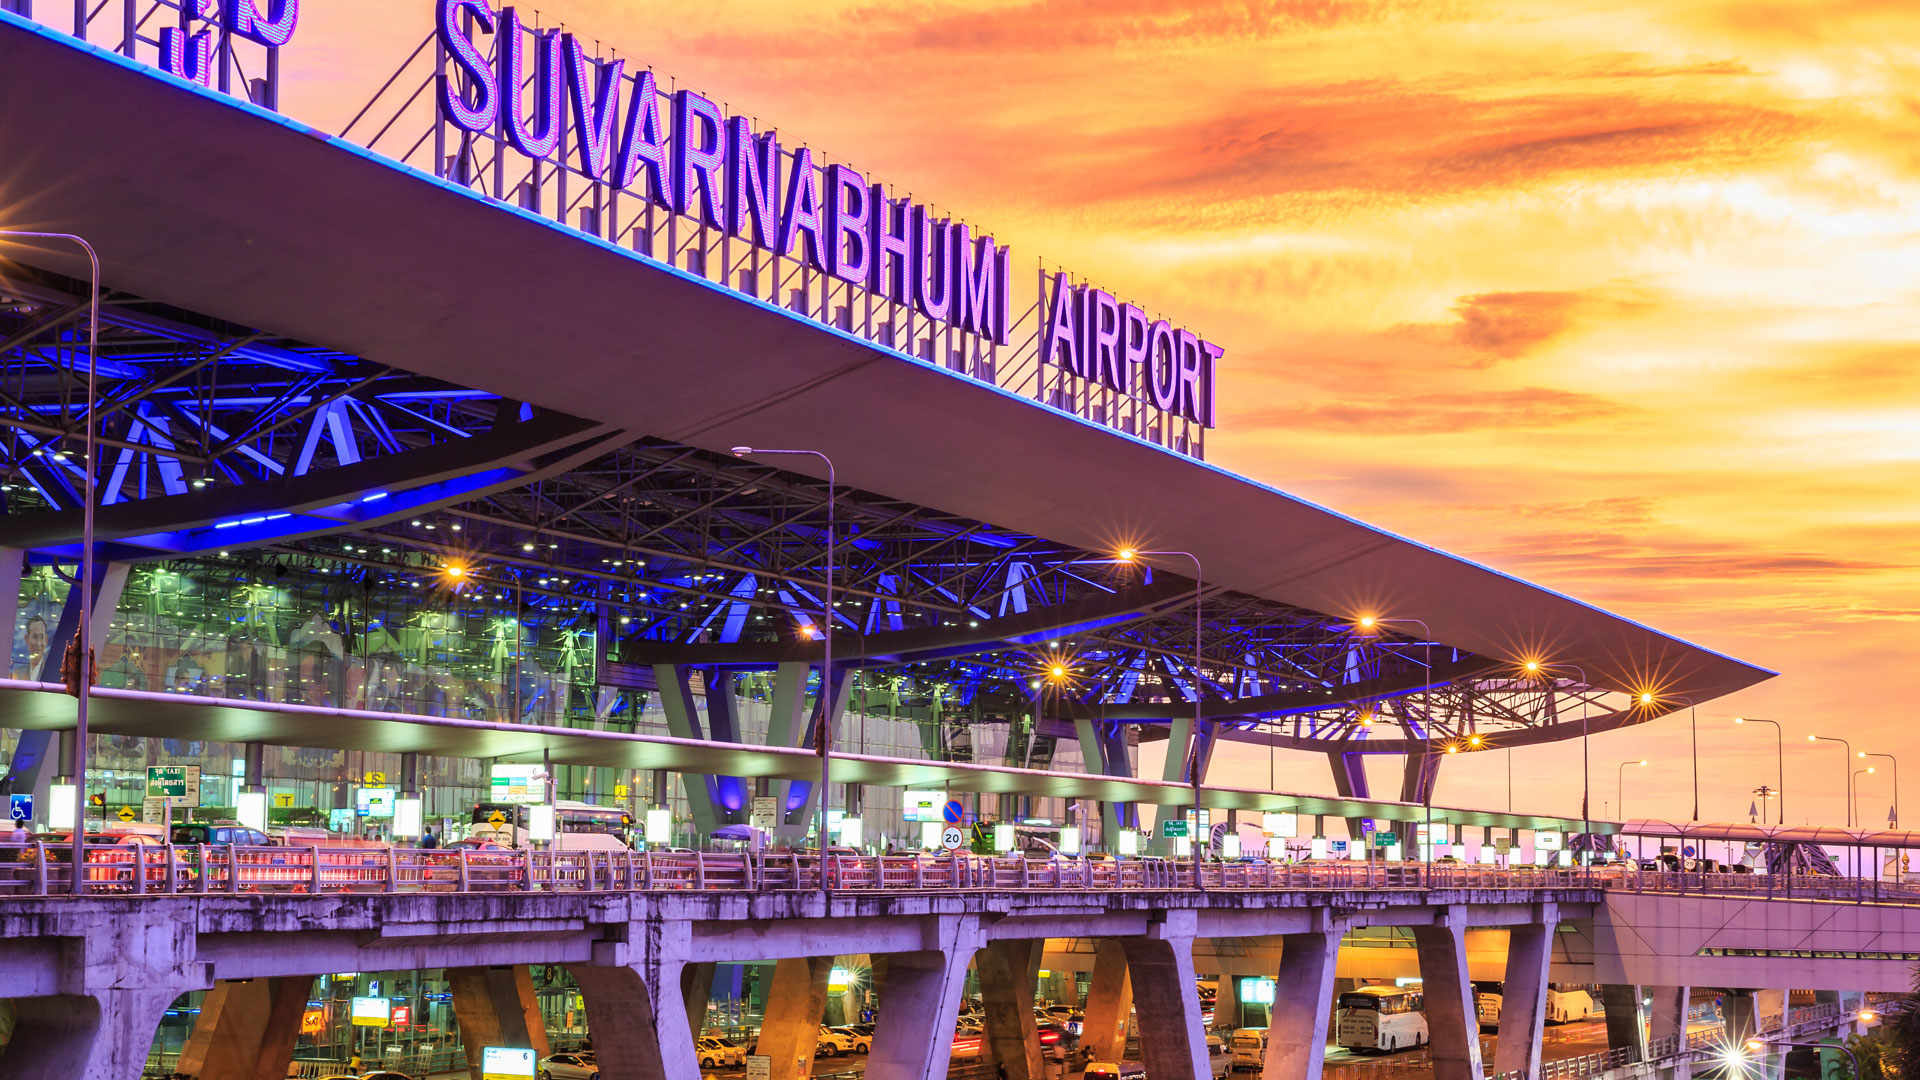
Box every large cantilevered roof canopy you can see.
[0,14,1770,766]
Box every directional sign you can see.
[942,799,966,825]
[1375,831,1399,848]
[941,824,965,851]
[274,793,295,807]
[1160,819,1190,839]
[8,794,31,822]
[118,805,136,822]
[145,765,201,805]
[487,809,507,825]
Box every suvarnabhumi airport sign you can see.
[431,0,1222,432]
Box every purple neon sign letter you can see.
[911,206,953,322]
[826,165,871,286]
[868,191,913,304]
[496,8,562,160]
[725,117,781,246]
[224,0,297,48]
[1040,272,1080,376]
[613,69,671,208]
[564,36,624,180]
[672,90,727,229]
[436,0,497,133]
[779,147,827,272]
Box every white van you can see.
[1207,1034,1232,1078]
[1230,1028,1267,1071]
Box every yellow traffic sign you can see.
[614,783,628,799]
[365,770,386,785]
[487,810,507,825]
[117,805,136,822]
[274,793,294,807]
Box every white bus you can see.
[1545,985,1600,1024]
[467,800,633,850]
[1336,986,1429,1052]
[1476,990,1503,1029]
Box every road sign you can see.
[1683,845,1696,858]
[480,1046,536,1080]
[750,796,780,831]
[942,799,966,825]
[1494,837,1513,853]
[8,793,31,822]
[273,793,294,807]
[145,765,201,806]
[487,809,507,825]
[1360,818,1375,834]
[614,783,628,799]
[364,770,386,785]
[1160,819,1189,839]
[117,805,136,822]
[941,824,965,851]
[746,1056,772,1080]
[1374,831,1398,848]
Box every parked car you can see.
[538,1051,599,1080]
[1207,1034,1232,1078]
[695,1036,743,1067]
[169,821,273,846]
[1084,1062,1147,1080]
[830,1025,872,1053]
[816,1025,860,1056]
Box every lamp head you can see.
[1117,547,1137,562]
[1356,614,1377,631]
[1637,692,1654,706]
[730,446,753,457]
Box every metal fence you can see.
[0,842,1611,897]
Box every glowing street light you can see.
[1859,750,1900,828]
[1733,718,1785,824]
[1809,733,1855,826]
[1116,546,1207,886]
[1617,759,1648,819]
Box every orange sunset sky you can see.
[284,0,1919,827]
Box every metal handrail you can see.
[7,844,1918,901]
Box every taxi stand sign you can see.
[350,996,390,1027]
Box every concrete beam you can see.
[1491,921,1555,1080]
[449,966,551,1080]
[1263,928,1343,1080]
[175,976,311,1080]
[978,939,1044,1080]
[757,956,832,1080]
[653,664,724,835]
[1647,986,1691,1080]
[869,918,977,1080]
[1413,914,1484,1080]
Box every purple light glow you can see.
[160,26,214,86]
[613,69,671,207]
[826,164,871,286]
[778,147,827,271]
[910,205,953,323]
[868,190,913,304]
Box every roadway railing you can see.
[10,842,1920,902]
[0,843,1604,898]
[1487,1001,1865,1080]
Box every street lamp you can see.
[1808,734,1854,827]
[732,446,836,894]
[1860,751,1899,828]
[1854,767,1876,830]
[1617,759,1647,820]
[1526,659,1593,853]
[1733,718,1785,824]
[1361,614,1435,864]
[1116,547,1205,889]
[0,230,101,894]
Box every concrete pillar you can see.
[1601,985,1650,1062]
[1120,913,1211,1080]
[449,966,551,1080]
[175,977,310,1080]
[1263,929,1342,1080]
[757,956,832,1080]
[979,939,1044,1080]
[1215,963,1240,1032]
[654,664,724,835]
[0,987,185,1080]
[1081,939,1134,1064]
[869,919,977,1080]
[1412,914,1484,1080]
[1491,921,1556,1080]
[1647,986,1691,1078]
[1723,990,1757,1042]
[570,960,701,1080]
[683,961,716,1038]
